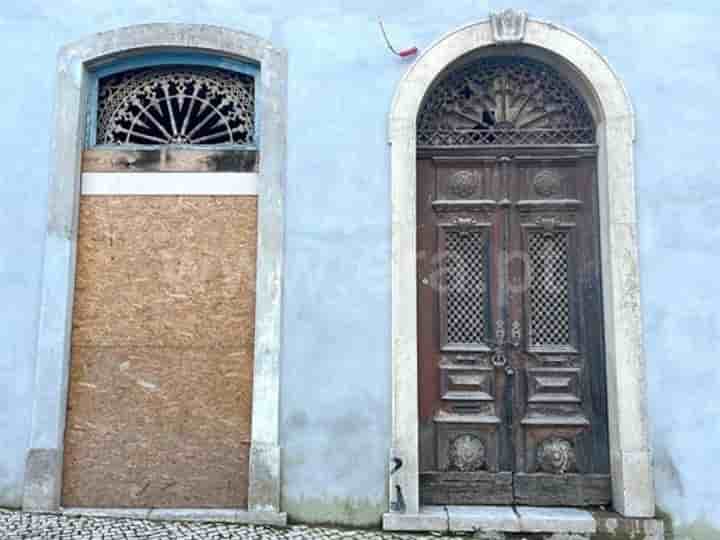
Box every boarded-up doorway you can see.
[62,150,258,508]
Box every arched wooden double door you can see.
[416,57,611,507]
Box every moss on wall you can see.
[671,518,720,540]
[282,495,385,528]
[655,505,720,540]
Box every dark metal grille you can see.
[417,57,595,146]
[528,232,571,346]
[96,66,254,146]
[445,230,486,344]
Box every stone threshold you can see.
[60,507,288,526]
[383,506,664,539]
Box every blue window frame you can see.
[85,51,260,149]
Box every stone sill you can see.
[58,507,287,526]
[383,506,664,539]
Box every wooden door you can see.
[417,150,610,506]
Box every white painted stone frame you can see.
[24,24,287,524]
[80,172,260,195]
[388,17,655,518]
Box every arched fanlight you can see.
[417,57,595,146]
[96,66,255,146]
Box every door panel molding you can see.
[416,155,607,507]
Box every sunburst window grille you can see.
[96,66,255,146]
[417,57,595,146]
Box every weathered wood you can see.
[513,473,611,506]
[417,159,440,426]
[82,148,257,173]
[417,152,609,507]
[417,145,598,160]
[421,472,514,505]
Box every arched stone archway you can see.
[387,11,654,521]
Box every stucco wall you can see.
[0,0,718,535]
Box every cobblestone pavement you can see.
[0,510,467,540]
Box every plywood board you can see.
[70,197,257,350]
[63,195,257,508]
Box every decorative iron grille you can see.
[96,66,254,146]
[417,57,595,146]
[445,230,487,344]
[528,231,571,346]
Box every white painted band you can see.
[81,172,258,195]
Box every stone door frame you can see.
[387,13,655,521]
[24,23,287,524]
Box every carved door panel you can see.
[417,153,610,507]
[507,155,611,505]
[417,157,513,505]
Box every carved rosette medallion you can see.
[533,169,562,197]
[448,434,486,471]
[448,170,480,198]
[537,437,575,474]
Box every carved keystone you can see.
[490,9,528,44]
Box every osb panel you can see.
[71,197,257,349]
[63,196,257,508]
[63,347,252,508]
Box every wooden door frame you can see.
[24,23,287,524]
[386,12,654,522]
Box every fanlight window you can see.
[417,57,595,146]
[96,66,255,146]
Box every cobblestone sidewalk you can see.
[0,510,466,540]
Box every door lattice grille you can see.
[528,232,571,346]
[445,230,486,344]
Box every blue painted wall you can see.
[1,1,719,534]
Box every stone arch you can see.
[388,13,653,519]
[24,24,286,523]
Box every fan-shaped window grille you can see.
[417,57,595,146]
[96,66,255,146]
